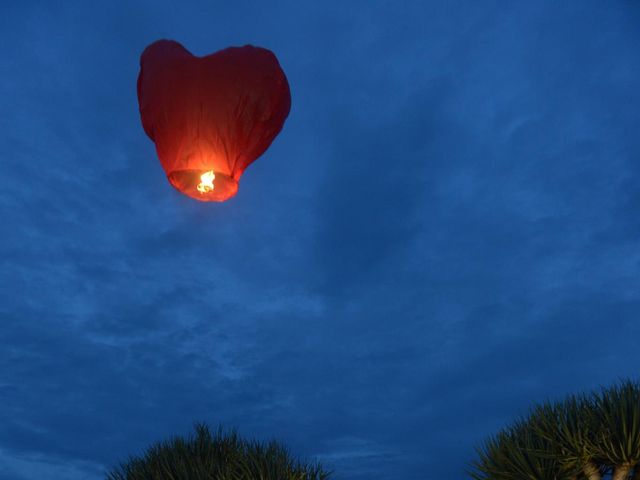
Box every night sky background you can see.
[1,1,640,479]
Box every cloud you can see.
[1,1,639,480]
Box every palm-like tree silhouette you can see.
[594,382,640,480]
[106,423,330,480]
[470,381,640,480]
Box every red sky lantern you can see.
[137,40,291,202]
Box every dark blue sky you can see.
[1,1,639,479]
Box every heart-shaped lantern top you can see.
[137,40,291,201]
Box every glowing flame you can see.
[197,170,215,193]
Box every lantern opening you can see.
[196,170,216,193]
[167,169,239,202]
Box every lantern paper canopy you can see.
[137,40,291,201]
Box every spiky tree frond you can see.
[469,416,574,480]
[469,381,640,480]
[532,396,603,479]
[106,423,330,480]
[469,430,511,480]
[590,381,640,480]
[508,416,577,480]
